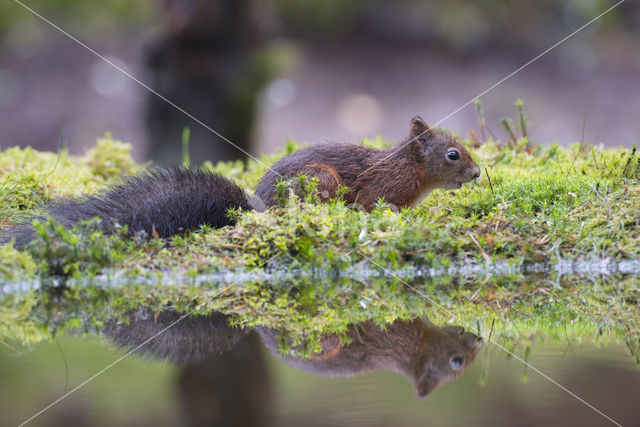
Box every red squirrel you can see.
[257,116,480,210]
[5,116,479,246]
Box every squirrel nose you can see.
[472,167,481,179]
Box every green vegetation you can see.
[0,126,638,363]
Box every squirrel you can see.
[4,116,479,246]
[257,116,480,209]
[104,309,483,398]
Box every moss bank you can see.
[0,131,638,362]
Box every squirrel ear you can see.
[409,116,433,141]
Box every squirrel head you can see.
[413,324,483,399]
[406,116,480,190]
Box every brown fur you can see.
[257,317,483,398]
[257,116,481,211]
[300,162,345,201]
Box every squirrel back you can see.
[257,116,480,210]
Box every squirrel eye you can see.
[447,150,460,162]
[450,356,464,370]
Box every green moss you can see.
[83,133,137,180]
[27,218,128,279]
[0,138,137,228]
[0,133,639,363]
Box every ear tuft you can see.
[410,116,432,140]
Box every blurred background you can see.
[0,0,638,165]
[2,3,639,425]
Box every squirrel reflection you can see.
[258,318,483,398]
[105,311,482,398]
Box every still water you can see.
[0,261,638,427]
[0,331,637,426]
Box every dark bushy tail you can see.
[4,167,263,247]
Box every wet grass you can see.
[0,130,638,362]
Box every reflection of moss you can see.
[1,271,637,361]
[0,244,36,281]
[1,129,639,362]
[0,292,44,350]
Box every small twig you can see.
[475,99,487,141]
[561,324,576,359]
[590,147,599,169]
[491,150,507,167]
[515,99,528,139]
[406,247,429,256]
[487,318,496,343]
[501,118,518,147]
[431,194,454,214]
[561,248,588,255]
[467,231,492,264]
[621,145,636,178]
[54,338,70,393]
[566,201,590,217]
[182,126,191,168]
[474,98,498,142]
[475,99,497,140]
[568,117,587,176]
[631,157,640,179]
[469,276,490,301]
[485,168,495,195]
